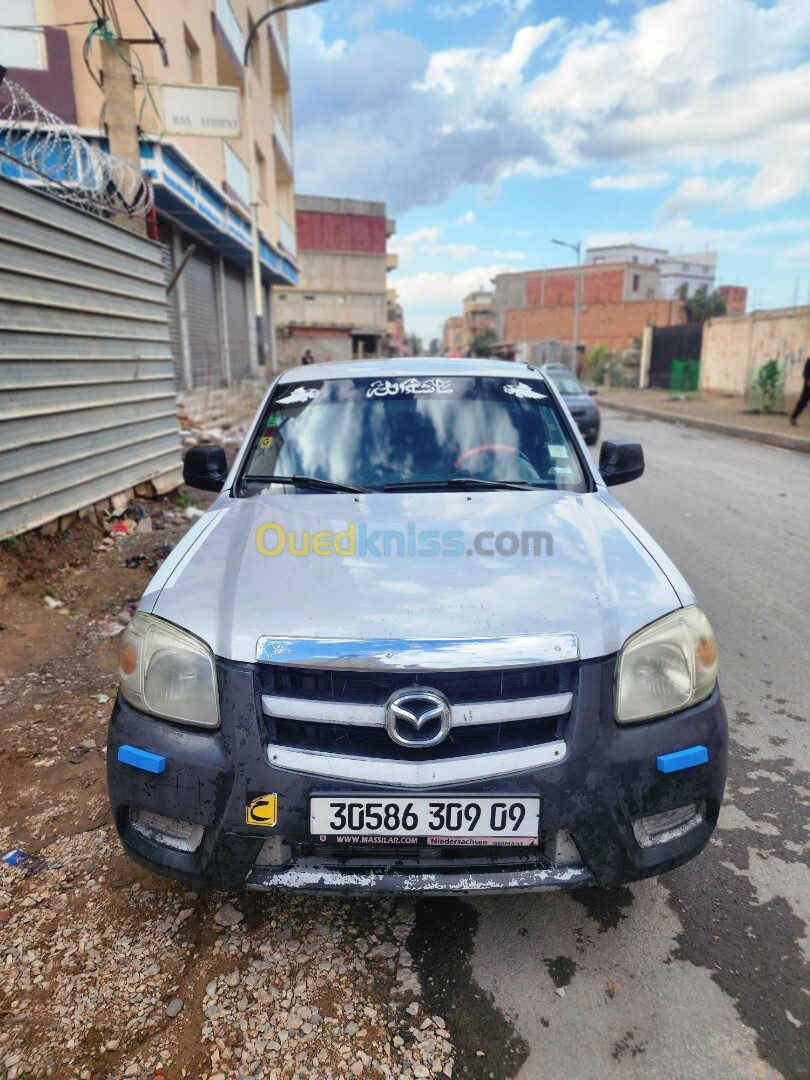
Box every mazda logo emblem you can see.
[385,688,451,748]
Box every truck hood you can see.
[143,490,686,663]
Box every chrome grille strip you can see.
[256,634,579,670]
[266,740,566,786]
[262,692,573,728]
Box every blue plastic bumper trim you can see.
[118,745,167,774]
[657,745,708,773]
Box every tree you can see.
[470,328,498,357]
[677,284,727,324]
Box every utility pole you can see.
[552,237,582,375]
[99,38,147,236]
[243,0,328,380]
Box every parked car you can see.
[108,358,726,895]
[540,363,601,444]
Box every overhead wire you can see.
[131,0,169,67]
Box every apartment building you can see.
[275,195,396,366]
[441,290,495,355]
[494,244,738,357]
[1,0,302,389]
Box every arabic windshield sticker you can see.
[366,378,454,398]
[277,386,319,406]
[266,414,282,428]
[503,382,546,400]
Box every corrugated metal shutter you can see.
[224,261,251,381]
[0,175,180,539]
[157,222,184,390]
[185,246,222,387]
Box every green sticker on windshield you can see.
[548,445,568,458]
[266,414,281,428]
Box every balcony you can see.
[273,106,293,179]
[386,253,399,272]
[217,0,244,59]
[224,142,251,210]
[268,13,289,89]
[278,213,297,258]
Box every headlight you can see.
[615,606,717,724]
[118,613,219,728]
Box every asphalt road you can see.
[411,413,809,1080]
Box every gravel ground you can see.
[1,827,453,1079]
[0,495,456,1080]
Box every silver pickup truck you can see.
[107,358,727,894]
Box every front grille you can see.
[259,662,573,703]
[259,659,574,760]
[271,713,564,760]
[292,840,555,871]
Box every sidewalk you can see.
[597,387,810,454]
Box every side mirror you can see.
[599,439,644,486]
[587,387,598,396]
[183,445,228,492]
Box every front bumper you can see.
[107,657,727,894]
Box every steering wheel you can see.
[453,444,541,483]
[455,444,520,468]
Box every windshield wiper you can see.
[384,478,548,492]
[241,474,371,494]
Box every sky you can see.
[288,0,810,344]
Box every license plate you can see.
[310,796,540,846]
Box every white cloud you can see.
[395,263,517,340]
[455,210,476,225]
[292,0,810,216]
[656,176,737,221]
[429,0,532,19]
[590,171,670,190]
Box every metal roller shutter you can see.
[185,246,222,388]
[224,261,251,381]
[157,223,184,390]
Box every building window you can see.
[632,274,641,291]
[0,0,43,68]
[184,26,201,83]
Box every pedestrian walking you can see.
[790,356,810,425]
[301,349,315,366]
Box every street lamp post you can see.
[552,238,582,375]
[243,0,327,380]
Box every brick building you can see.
[275,195,396,366]
[716,285,748,316]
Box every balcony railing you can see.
[224,142,251,208]
[216,0,244,62]
[273,106,293,173]
[268,14,289,81]
[278,213,296,257]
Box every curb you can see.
[600,399,810,455]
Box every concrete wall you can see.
[493,272,529,339]
[504,300,684,353]
[701,307,810,403]
[276,328,353,369]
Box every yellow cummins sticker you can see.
[246,794,278,827]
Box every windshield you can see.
[239,375,589,493]
[546,370,587,396]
